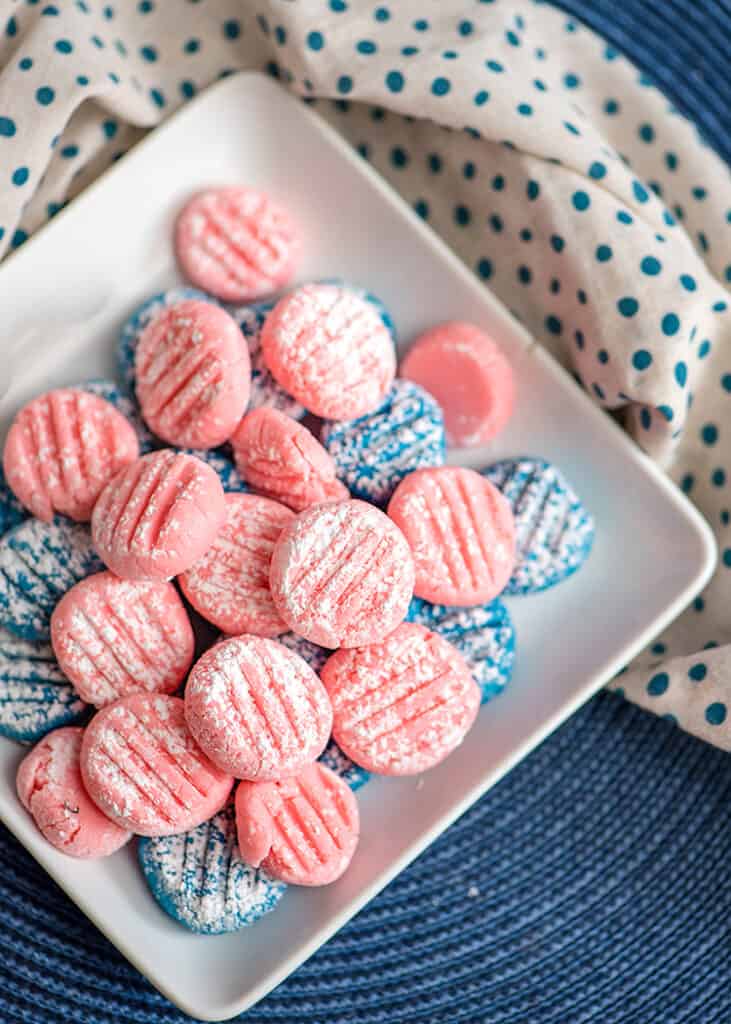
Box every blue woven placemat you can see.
[2,3,730,1022]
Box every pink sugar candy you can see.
[135,299,251,449]
[2,388,139,523]
[387,466,516,606]
[175,186,300,303]
[231,407,349,513]
[235,761,359,886]
[81,694,233,837]
[400,321,514,447]
[51,571,195,707]
[179,493,294,637]
[322,622,480,776]
[269,499,415,649]
[91,449,226,581]
[184,635,332,780]
[261,283,396,420]
[17,727,132,858]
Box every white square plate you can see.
[0,73,715,1021]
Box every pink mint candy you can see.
[387,466,516,606]
[261,283,396,420]
[269,499,414,649]
[81,694,233,837]
[184,635,333,781]
[91,449,226,581]
[3,388,139,523]
[179,493,294,637]
[135,299,250,449]
[175,186,300,303]
[321,622,480,776]
[17,726,132,858]
[231,407,348,513]
[235,761,359,886]
[400,321,514,447]
[51,571,195,707]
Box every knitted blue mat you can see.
[2,3,730,1022]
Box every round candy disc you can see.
[261,283,396,420]
[3,388,139,522]
[231,408,348,512]
[175,186,300,303]
[17,727,131,858]
[387,466,516,606]
[269,500,415,648]
[81,694,233,837]
[235,761,359,886]
[51,571,195,707]
[135,299,250,449]
[179,493,294,637]
[184,635,333,780]
[322,622,480,776]
[91,449,226,581]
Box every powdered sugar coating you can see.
[135,300,250,449]
[81,694,233,837]
[179,493,293,637]
[0,627,86,743]
[51,571,195,707]
[227,302,306,419]
[80,378,159,454]
[406,597,515,704]
[17,727,131,858]
[175,187,300,303]
[317,278,397,342]
[184,635,332,780]
[91,449,226,581]
[235,761,359,886]
[270,500,415,649]
[322,623,480,776]
[118,286,212,398]
[0,517,104,642]
[388,467,516,606]
[482,457,595,594]
[180,447,248,493]
[261,284,396,420]
[321,380,446,505]
[138,796,286,934]
[3,389,140,523]
[232,408,349,513]
[0,465,28,539]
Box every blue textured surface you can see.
[0,465,28,539]
[322,380,446,505]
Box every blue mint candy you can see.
[227,302,306,419]
[80,378,158,453]
[0,466,28,538]
[118,286,212,397]
[318,278,397,341]
[0,518,104,642]
[407,597,515,704]
[180,446,248,492]
[482,457,594,594]
[138,797,286,934]
[0,627,86,742]
[321,380,446,505]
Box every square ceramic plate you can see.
[0,72,716,1021]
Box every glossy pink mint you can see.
[174,186,300,303]
[51,571,194,707]
[400,321,514,447]
[322,623,480,776]
[17,727,131,858]
[235,761,359,886]
[269,500,414,649]
[2,388,139,523]
[91,449,226,581]
[387,466,516,606]
[231,407,349,513]
[261,283,396,420]
[179,492,293,637]
[81,694,233,837]
[184,635,332,780]
[135,299,250,449]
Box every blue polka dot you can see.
[640,408,651,429]
[596,244,612,262]
[698,340,711,359]
[11,166,29,186]
[638,123,655,142]
[721,374,731,393]
[427,153,442,173]
[357,39,376,54]
[470,88,489,109]
[90,35,104,48]
[477,258,492,280]
[713,301,727,313]
[588,161,606,180]
[563,121,581,136]
[545,315,562,335]
[102,120,117,138]
[517,103,533,116]
[517,266,532,285]
[459,19,473,36]
[662,313,680,336]
[575,330,584,350]
[149,87,165,107]
[598,349,609,364]
[639,256,662,277]
[401,45,418,56]
[647,672,669,696]
[681,474,694,494]
[617,297,639,317]
[374,7,390,21]
[11,229,27,248]
[572,191,590,211]
[658,405,674,422]
[413,18,428,30]
[413,199,428,219]
[55,39,73,53]
[138,0,153,10]
[632,181,650,203]
[273,25,286,45]
[0,117,16,137]
[651,642,666,655]
[712,468,725,487]
[520,228,532,242]
[692,186,707,201]
[463,161,476,180]
[701,424,718,445]
[723,548,731,567]
[180,80,195,99]
[533,78,547,92]
[486,60,503,73]
[6,15,17,36]
[36,87,55,106]
[19,57,33,70]
[331,0,347,10]
[675,362,688,387]
[140,45,157,61]
[563,72,581,88]
[76,74,89,86]
[526,180,539,200]
[663,210,676,227]
[550,234,565,253]
[223,19,240,40]
[633,350,652,371]
[60,144,79,158]
[489,214,503,233]
[337,76,353,95]
[390,146,408,168]
[184,38,200,53]
[307,31,324,50]
[705,702,726,726]
[677,273,697,293]
[431,77,450,96]
[492,174,504,190]
[604,99,620,114]
[386,70,404,92]
[454,205,471,226]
